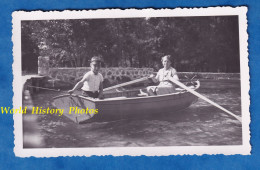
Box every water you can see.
[23,80,242,148]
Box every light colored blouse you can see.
[155,67,177,87]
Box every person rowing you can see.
[147,55,179,96]
[68,56,104,99]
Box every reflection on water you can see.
[23,80,242,148]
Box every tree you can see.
[21,16,240,73]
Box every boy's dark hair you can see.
[91,56,102,64]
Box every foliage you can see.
[21,16,240,72]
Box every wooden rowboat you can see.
[52,81,200,123]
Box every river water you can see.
[23,80,242,148]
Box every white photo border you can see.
[12,7,250,157]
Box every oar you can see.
[27,85,61,92]
[168,77,242,123]
[103,77,149,92]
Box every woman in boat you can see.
[147,55,179,96]
[68,56,104,99]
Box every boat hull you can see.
[95,93,197,121]
[53,82,199,123]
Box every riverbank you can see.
[22,71,240,92]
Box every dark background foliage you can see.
[21,16,240,73]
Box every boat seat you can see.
[104,96,127,100]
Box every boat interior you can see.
[52,81,199,101]
[103,81,199,99]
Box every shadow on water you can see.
[23,80,242,148]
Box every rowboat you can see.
[52,81,200,123]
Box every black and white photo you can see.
[12,7,250,157]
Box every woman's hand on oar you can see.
[148,74,157,83]
[168,77,242,123]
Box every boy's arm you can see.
[98,82,104,99]
[68,74,88,94]
[98,74,104,99]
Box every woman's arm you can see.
[172,68,179,81]
[154,71,160,82]
[166,68,179,81]
[149,70,160,83]
[172,74,179,81]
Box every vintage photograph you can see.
[12,8,250,157]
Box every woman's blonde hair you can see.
[161,55,172,62]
